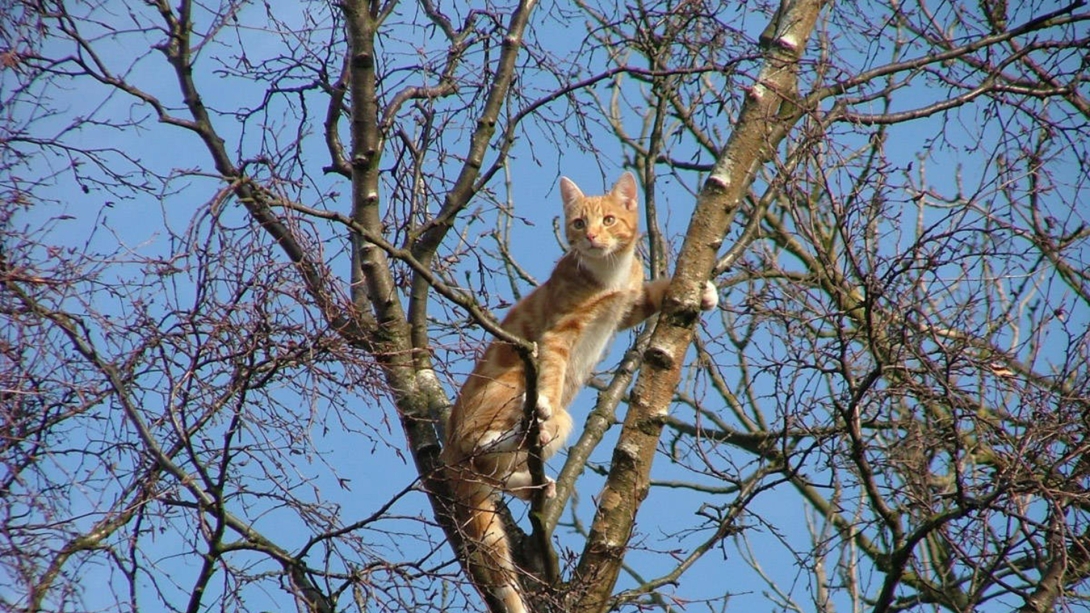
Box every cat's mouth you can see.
[582,242,613,256]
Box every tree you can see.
[2,0,1089,611]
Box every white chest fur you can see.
[561,249,637,405]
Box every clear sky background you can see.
[5,1,1089,611]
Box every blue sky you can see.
[5,1,1089,612]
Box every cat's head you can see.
[559,172,640,259]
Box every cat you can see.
[440,171,719,613]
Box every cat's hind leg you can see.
[504,468,556,500]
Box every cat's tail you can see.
[447,467,529,613]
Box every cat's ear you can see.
[559,177,584,211]
[611,171,639,211]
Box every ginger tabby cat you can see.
[441,172,719,613]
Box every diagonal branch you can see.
[569,2,825,611]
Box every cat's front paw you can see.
[700,280,719,311]
[535,395,555,421]
[543,475,557,499]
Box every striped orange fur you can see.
[441,172,718,612]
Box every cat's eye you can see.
[572,219,586,230]
[602,215,616,226]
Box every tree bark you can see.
[569,2,826,611]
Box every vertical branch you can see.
[339,0,558,608]
[569,2,825,611]
[406,0,539,365]
[337,0,462,580]
[342,2,404,332]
